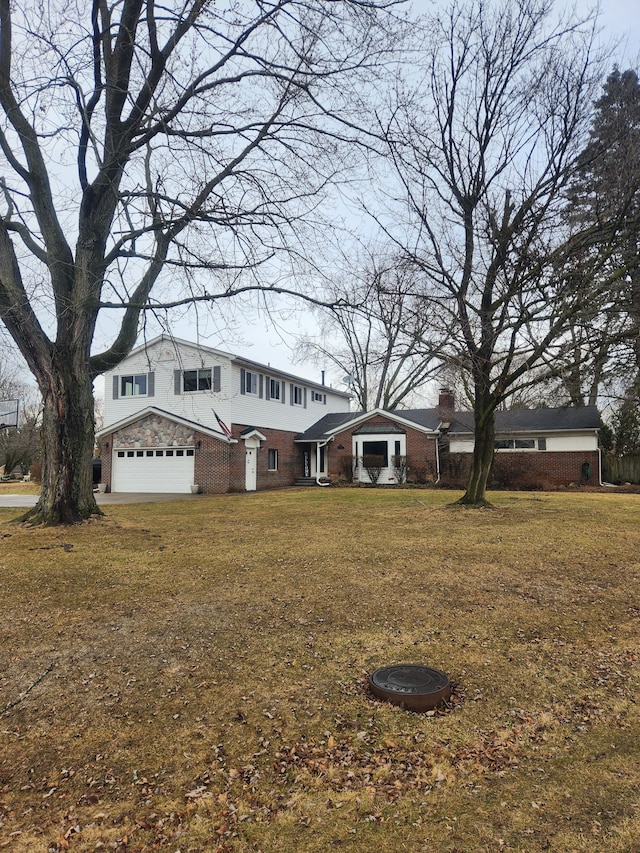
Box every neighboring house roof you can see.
[447,406,601,435]
[117,333,350,398]
[95,405,235,442]
[295,407,441,442]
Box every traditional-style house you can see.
[97,340,602,493]
[97,335,350,493]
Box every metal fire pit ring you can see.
[369,664,451,712]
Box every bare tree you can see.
[297,250,444,409]
[0,0,402,524]
[0,343,41,476]
[378,0,621,504]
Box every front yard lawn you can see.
[1,488,639,852]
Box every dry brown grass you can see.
[1,487,639,852]
[0,481,40,495]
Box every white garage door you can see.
[112,447,195,493]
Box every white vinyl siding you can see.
[102,338,350,438]
[450,433,597,453]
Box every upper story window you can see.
[174,366,220,395]
[312,390,326,403]
[121,374,147,396]
[183,368,212,392]
[292,384,304,406]
[268,378,281,401]
[114,372,154,399]
[244,370,258,395]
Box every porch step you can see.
[295,477,331,487]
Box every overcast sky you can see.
[587,0,640,59]
[575,0,640,68]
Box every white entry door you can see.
[245,447,257,491]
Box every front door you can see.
[245,447,257,491]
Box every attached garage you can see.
[111,446,195,493]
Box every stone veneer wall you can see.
[112,413,194,449]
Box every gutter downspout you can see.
[435,430,441,484]
[597,438,603,486]
[316,439,332,486]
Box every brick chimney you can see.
[438,388,455,412]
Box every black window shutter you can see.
[174,370,181,395]
[304,388,307,408]
[265,376,271,400]
[113,376,119,399]
[240,368,246,394]
[213,365,221,392]
[323,394,326,404]
[290,383,294,405]
[148,372,155,397]
[282,382,286,404]
[259,374,263,398]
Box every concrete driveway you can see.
[0,492,202,507]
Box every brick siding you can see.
[100,435,113,489]
[232,424,304,491]
[440,449,601,489]
[101,415,599,494]
[194,431,232,494]
[325,416,439,483]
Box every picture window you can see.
[362,440,388,467]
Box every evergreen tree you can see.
[563,68,640,402]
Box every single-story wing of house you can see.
[96,338,602,493]
[441,404,602,488]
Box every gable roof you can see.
[113,334,350,398]
[448,406,601,435]
[96,405,236,442]
[295,407,441,442]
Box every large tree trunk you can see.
[456,405,495,506]
[21,357,100,525]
